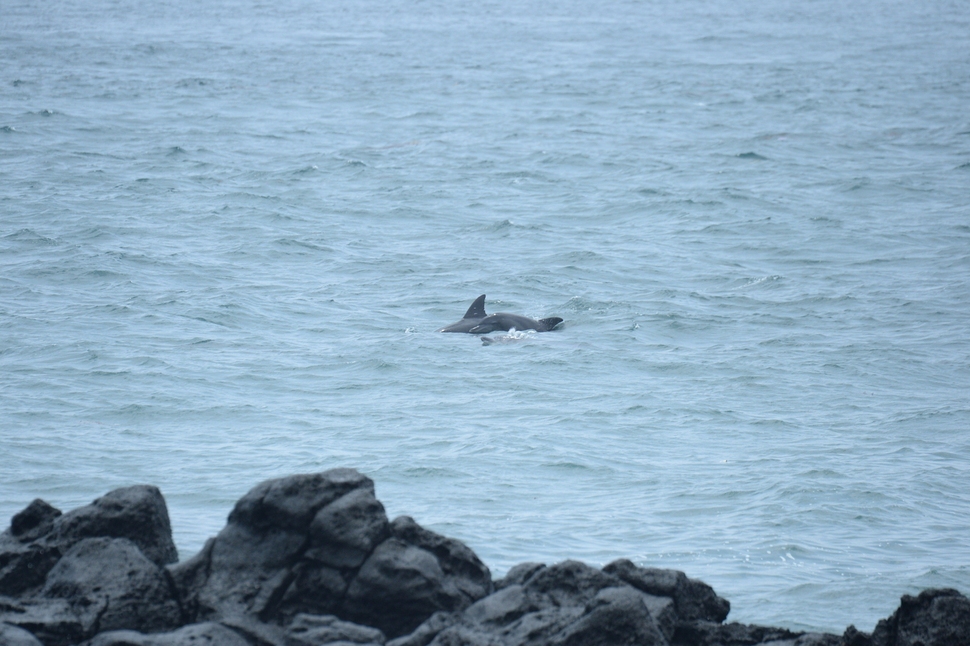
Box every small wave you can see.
[737,152,768,160]
[274,238,333,252]
[4,228,58,245]
[0,125,14,133]
[176,77,212,87]
[738,275,782,290]
[541,461,592,471]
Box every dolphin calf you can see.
[438,294,563,334]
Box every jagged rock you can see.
[671,620,834,646]
[551,585,669,646]
[275,486,391,619]
[51,486,178,568]
[82,622,252,646]
[172,469,373,621]
[1,501,63,597]
[38,537,182,639]
[2,540,176,645]
[0,622,45,646]
[306,488,390,570]
[603,559,730,623]
[170,469,491,638]
[0,541,62,597]
[342,538,470,638]
[388,561,672,646]
[10,500,62,543]
[388,517,491,603]
[869,588,970,646]
[285,613,385,645]
[0,486,178,599]
[842,624,872,646]
[495,563,546,591]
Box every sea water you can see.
[2,0,969,633]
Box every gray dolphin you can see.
[438,294,563,334]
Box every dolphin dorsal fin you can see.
[463,294,487,319]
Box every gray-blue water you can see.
[2,0,969,634]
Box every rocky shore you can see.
[1,469,967,646]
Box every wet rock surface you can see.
[1,469,967,646]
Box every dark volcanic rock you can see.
[552,585,668,646]
[343,538,471,638]
[171,469,374,621]
[495,563,546,591]
[306,488,390,570]
[388,560,674,646]
[672,620,803,645]
[10,500,62,543]
[604,558,730,623]
[1,486,178,601]
[389,516,491,603]
[1,500,63,597]
[169,468,491,638]
[39,537,183,637]
[0,541,62,597]
[1,536,183,646]
[51,486,178,568]
[869,588,970,646]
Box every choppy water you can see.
[3,0,970,634]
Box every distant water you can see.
[2,0,969,633]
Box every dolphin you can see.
[438,294,563,334]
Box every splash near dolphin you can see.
[438,294,563,334]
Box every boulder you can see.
[41,537,181,638]
[551,585,669,646]
[603,558,730,623]
[387,560,672,646]
[0,541,62,597]
[51,486,178,568]
[1,536,183,646]
[342,538,469,637]
[388,517,491,603]
[169,469,492,637]
[171,469,376,621]
[869,588,970,646]
[0,486,178,600]
[1,500,64,596]
[10,500,62,543]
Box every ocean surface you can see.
[2,0,969,634]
